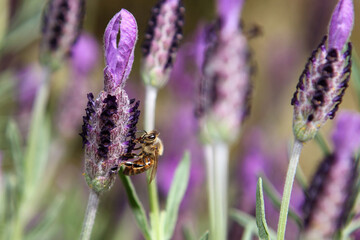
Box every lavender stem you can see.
[80,190,100,240]
[277,139,303,240]
[204,144,216,238]
[144,84,161,239]
[213,141,229,240]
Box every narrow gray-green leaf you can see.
[314,132,330,155]
[163,151,190,240]
[199,230,209,240]
[230,209,277,240]
[256,177,270,240]
[260,174,303,228]
[119,170,151,240]
[351,49,360,109]
[24,75,50,190]
[6,120,23,178]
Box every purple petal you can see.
[328,0,354,51]
[104,9,138,86]
[332,111,360,159]
[217,0,244,35]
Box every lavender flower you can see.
[195,6,251,143]
[141,0,185,88]
[40,0,85,70]
[80,9,140,194]
[291,0,353,142]
[301,111,360,239]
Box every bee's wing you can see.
[148,152,159,184]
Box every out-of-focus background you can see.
[1,0,360,239]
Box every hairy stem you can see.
[144,85,161,239]
[276,139,303,240]
[80,190,100,240]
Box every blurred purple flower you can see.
[169,25,207,98]
[157,104,204,195]
[332,110,360,160]
[81,9,140,194]
[239,129,267,212]
[302,111,360,238]
[71,33,100,75]
[16,64,44,109]
[40,0,85,70]
[328,0,354,51]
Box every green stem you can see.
[80,190,100,240]
[144,85,160,239]
[204,144,215,239]
[276,139,303,240]
[213,142,229,240]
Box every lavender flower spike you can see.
[40,0,85,70]
[80,9,140,194]
[196,19,251,143]
[302,111,360,239]
[291,0,353,142]
[328,0,354,51]
[141,0,185,88]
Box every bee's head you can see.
[142,130,160,144]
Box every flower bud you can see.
[40,0,85,70]
[141,0,185,88]
[80,9,140,194]
[328,0,354,51]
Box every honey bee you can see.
[121,130,163,183]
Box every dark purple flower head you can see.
[328,0,354,51]
[141,0,185,88]
[302,111,360,238]
[291,0,353,142]
[40,0,85,70]
[80,9,140,194]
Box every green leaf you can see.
[351,49,360,109]
[119,169,151,240]
[163,151,191,240]
[24,79,50,191]
[314,132,330,155]
[199,230,209,240]
[230,209,277,240]
[5,120,23,178]
[256,177,270,240]
[260,174,303,228]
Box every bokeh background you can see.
[1,0,360,239]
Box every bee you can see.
[121,130,163,183]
